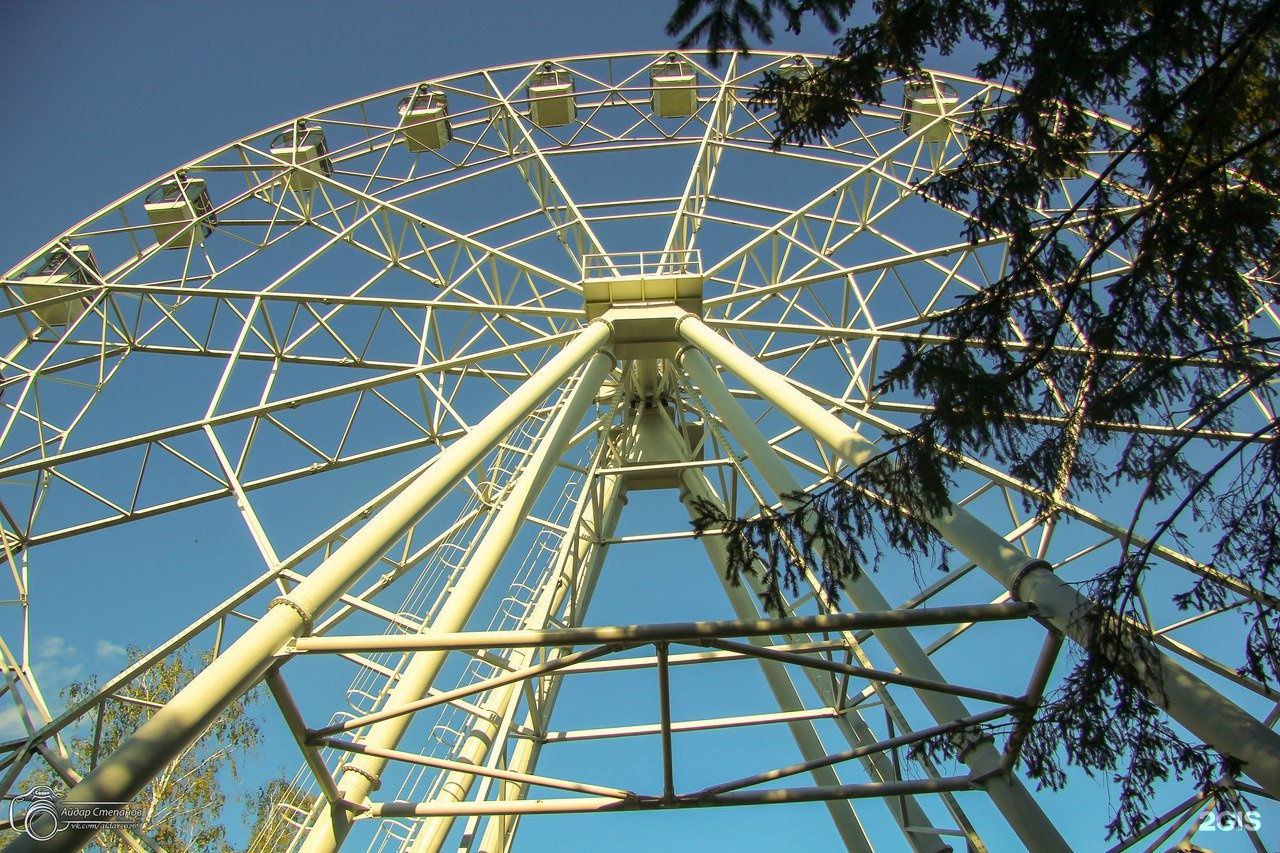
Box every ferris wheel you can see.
[0,51,1276,852]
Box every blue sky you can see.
[2,3,1275,852]
[0,4,878,850]
[0,1,854,259]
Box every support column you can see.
[6,321,614,853]
[679,346,1065,851]
[471,466,629,852]
[300,347,616,853]
[658,417,949,853]
[676,313,1280,799]
[407,454,630,853]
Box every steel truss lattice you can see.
[0,51,1277,852]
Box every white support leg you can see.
[406,456,630,852]
[636,404,948,852]
[469,468,629,853]
[677,345,1068,851]
[676,314,1280,800]
[681,486,951,849]
[300,347,616,852]
[7,321,614,853]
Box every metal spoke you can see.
[0,51,1273,853]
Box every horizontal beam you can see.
[543,706,843,743]
[291,603,1035,654]
[555,640,850,675]
[706,638,1024,707]
[308,643,622,740]
[317,737,635,800]
[696,705,1017,798]
[370,777,976,817]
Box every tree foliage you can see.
[243,776,316,852]
[2,647,265,851]
[670,0,1280,838]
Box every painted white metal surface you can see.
[0,51,1275,853]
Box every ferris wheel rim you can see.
[0,49,1272,853]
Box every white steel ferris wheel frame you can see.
[0,50,1277,851]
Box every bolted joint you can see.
[339,763,382,791]
[1008,559,1055,603]
[268,596,315,635]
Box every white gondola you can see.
[18,245,97,328]
[771,56,815,124]
[398,86,452,152]
[776,56,809,82]
[901,78,959,142]
[269,122,333,190]
[650,56,697,118]
[528,65,575,128]
[144,175,215,248]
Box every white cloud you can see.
[33,636,76,661]
[0,702,29,740]
[95,640,127,660]
[30,635,83,694]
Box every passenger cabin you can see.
[772,56,814,124]
[270,122,333,190]
[901,79,959,142]
[528,65,575,128]
[144,176,215,248]
[649,57,697,118]
[776,56,810,81]
[398,86,452,152]
[19,245,97,328]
